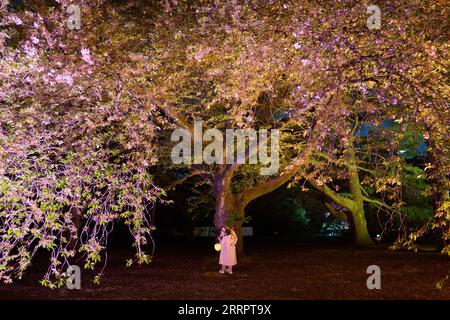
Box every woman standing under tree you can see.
[218,226,237,274]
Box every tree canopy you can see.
[0,0,448,285]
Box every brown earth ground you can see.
[0,237,449,300]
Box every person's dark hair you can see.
[219,226,231,238]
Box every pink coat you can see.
[219,233,237,266]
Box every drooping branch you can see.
[167,168,213,190]
[361,196,393,211]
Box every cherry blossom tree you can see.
[0,0,448,285]
[0,0,167,286]
[150,0,448,250]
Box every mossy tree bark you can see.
[309,143,374,246]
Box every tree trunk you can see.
[213,191,245,254]
[213,166,245,255]
[349,204,374,246]
[309,143,375,246]
[347,148,375,246]
[233,206,245,255]
[213,168,234,230]
[213,160,302,255]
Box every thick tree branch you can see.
[308,179,354,210]
[240,160,302,206]
[324,202,348,221]
[147,95,194,135]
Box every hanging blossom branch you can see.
[0,116,165,286]
[0,1,170,286]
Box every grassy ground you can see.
[0,237,449,300]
